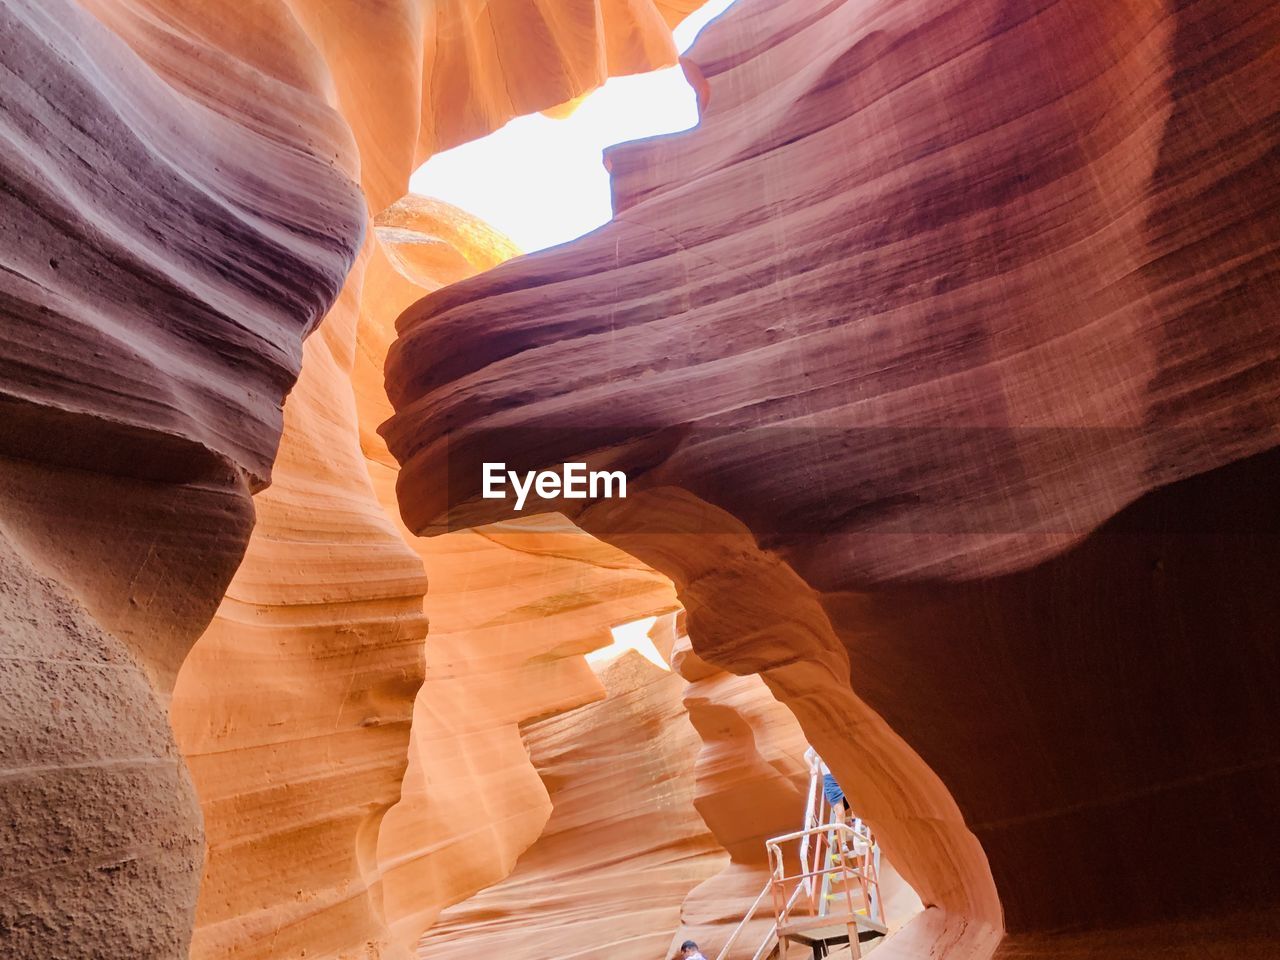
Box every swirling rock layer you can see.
[0,0,363,685]
[384,1,1280,957]
[416,651,725,960]
[359,198,684,956]
[658,614,812,957]
[373,513,682,956]
[169,298,431,959]
[2,0,362,951]
[172,193,682,958]
[3,0,695,954]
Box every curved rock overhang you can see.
[382,0,1280,956]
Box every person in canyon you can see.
[678,939,708,960]
[823,771,852,822]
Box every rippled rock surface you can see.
[385,2,1280,957]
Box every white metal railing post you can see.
[715,753,890,960]
[799,749,820,899]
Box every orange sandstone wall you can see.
[659,614,921,959]
[417,651,726,960]
[661,615,812,958]
[168,260,432,958]
[373,513,683,955]
[172,182,689,959]
[359,198,684,957]
[382,2,1280,960]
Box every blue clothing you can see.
[822,772,845,807]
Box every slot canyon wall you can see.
[1,0,362,952]
[417,650,727,960]
[658,614,821,955]
[658,610,923,956]
[383,3,1280,960]
[413,613,918,960]
[4,0,1278,958]
[2,1,716,958]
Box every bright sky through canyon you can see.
[587,616,669,670]
[410,0,738,252]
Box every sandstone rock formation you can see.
[0,0,363,704]
[658,613,921,958]
[373,513,682,955]
[2,0,698,955]
[172,193,678,958]
[356,197,690,957]
[9,0,1278,957]
[417,651,725,960]
[1,0,361,950]
[659,615,812,956]
[0,538,203,957]
[168,297,431,958]
[383,2,1280,958]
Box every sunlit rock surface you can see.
[173,190,680,957]
[1,0,694,955]
[417,651,725,960]
[9,0,1278,955]
[657,615,810,956]
[355,197,685,956]
[384,1,1280,958]
[168,276,432,958]
[373,514,682,954]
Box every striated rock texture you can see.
[1,0,361,951]
[0,0,363,706]
[658,614,812,958]
[373,513,682,956]
[167,282,432,959]
[384,1,1280,958]
[416,651,726,960]
[171,183,684,958]
[657,613,921,958]
[359,197,684,957]
[172,200,677,960]
[0,0,364,683]
[3,0,697,957]
[666,619,809,863]
[79,0,700,218]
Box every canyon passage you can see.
[2,2,1279,960]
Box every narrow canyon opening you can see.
[362,159,950,956]
[410,0,739,254]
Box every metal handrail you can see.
[713,876,808,960]
[798,749,823,898]
[780,867,866,884]
[766,822,858,847]
[711,880,770,960]
[768,823,853,934]
[767,819,887,956]
[713,754,887,960]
